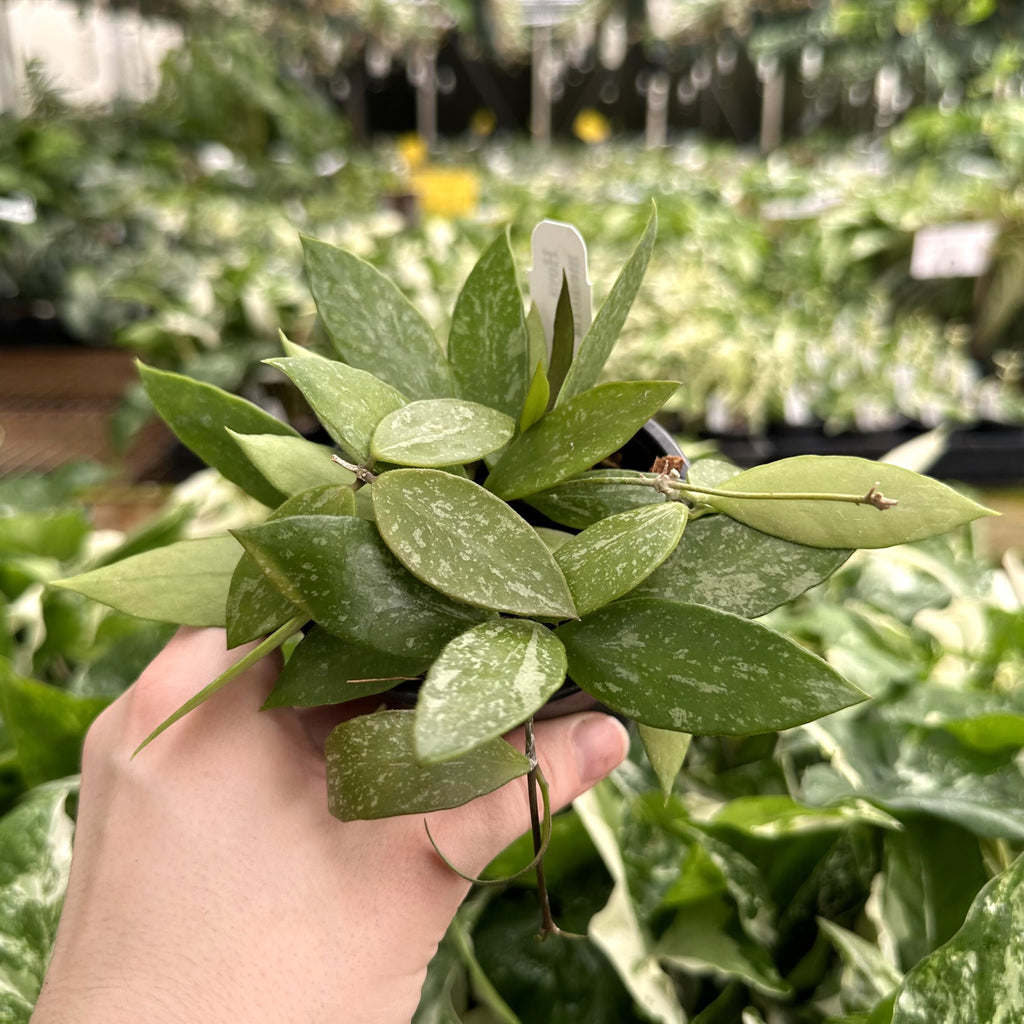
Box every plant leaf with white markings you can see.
[264,355,407,464]
[415,620,567,763]
[326,709,531,819]
[228,431,349,497]
[373,469,577,619]
[371,399,516,467]
[557,599,865,734]
[554,502,687,615]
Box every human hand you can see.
[30,627,629,1024]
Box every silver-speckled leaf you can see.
[525,469,666,530]
[139,362,298,508]
[630,513,850,618]
[370,399,515,467]
[301,236,453,401]
[415,620,567,764]
[892,853,1024,1024]
[225,485,355,648]
[54,534,241,627]
[372,469,577,619]
[484,380,678,501]
[232,514,490,659]
[264,355,407,464]
[263,626,428,708]
[227,431,349,497]
[448,229,530,419]
[558,203,657,404]
[556,598,865,735]
[326,709,531,819]
[705,456,997,549]
[554,502,688,616]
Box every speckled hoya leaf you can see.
[227,431,350,498]
[263,626,428,708]
[326,709,531,820]
[301,236,453,401]
[264,355,407,464]
[630,513,851,618]
[370,399,516,467]
[225,485,355,648]
[484,380,679,501]
[556,598,865,735]
[372,469,577,619]
[54,534,242,627]
[415,620,567,764]
[705,456,996,549]
[232,514,490,660]
[139,362,299,508]
[892,853,1024,1024]
[525,469,666,530]
[558,202,658,404]
[554,502,688,616]
[448,229,530,419]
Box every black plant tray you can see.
[700,422,1024,487]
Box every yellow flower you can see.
[573,108,611,144]
[409,167,480,218]
[397,133,429,171]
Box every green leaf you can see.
[138,362,298,507]
[546,273,575,408]
[891,854,1024,1024]
[704,457,997,549]
[54,534,242,627]
[484,381,678,501]
[325,709,531,819]
[818,919,902,1009]
[301,236,453,401]
[557,599,865,734]
[638,724,691,801]
[656,896,790,997]
[448,229,530,419]
[0,510,89,560]
[225,485,355,648]
[524,469,666,530]
[227,431,349,497]
[263,355,407,464]
[232,514,491,659]
[415,620,567,764]
[264,626,427,708]
[574,785,686,1024]
[0,782,75,1020]
[0,662,108,788]
[557,203,657,404]
[371,400,516,467]
[554,502,687,616]
[630,514,851,618]
[519,359,550,434]
[372,470,576,619]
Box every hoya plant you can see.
[56,205,995,923]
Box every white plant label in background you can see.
[529,220,593,353]
[910,221,998,279]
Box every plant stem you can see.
[568,474,898,510]
[525,719,559,938]
[330,453,378,486]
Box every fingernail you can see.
[573,714,629,785]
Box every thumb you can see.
[425,712,630,876]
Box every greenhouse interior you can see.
[2,1,1024,1021]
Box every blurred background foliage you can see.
[2,1,1024,1021]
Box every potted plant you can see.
[56,204,995,928]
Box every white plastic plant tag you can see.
[528,220,593,354]
[910,221,999,280]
